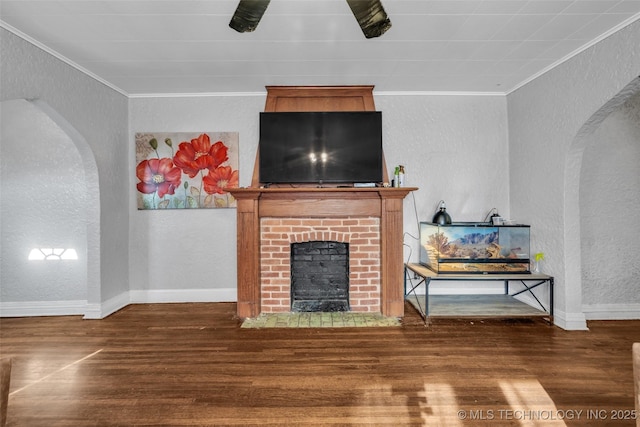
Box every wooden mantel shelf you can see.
[229,186,417,319]
[231,186,417,220]
[231,186,416,194]
[230,187,416,218]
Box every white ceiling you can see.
[2,0,640,96]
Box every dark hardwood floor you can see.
[1,302,639,426]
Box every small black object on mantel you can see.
[432,200,452,225]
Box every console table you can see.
[404,263,554,324]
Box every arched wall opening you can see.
[0,99,101,317]
[564,77,640,322]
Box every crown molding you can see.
[0,20,129,97]
[507,12,640,95]
[4,12,639,99]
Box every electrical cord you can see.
[483,207,498,223]
[403,191,421,264]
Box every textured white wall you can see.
[129,94,509,298]
[1,28,128,314]
[580,91,640,308]
[507,20,640,329]
[375,94,509,263]
[1,100,87,304]
[128,96,265,300]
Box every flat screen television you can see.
[259,111,383,185]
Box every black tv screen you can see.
[259,111,383,185]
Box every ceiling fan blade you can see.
[229,0,271,33]
[345,0,392,39]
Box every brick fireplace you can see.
[260,217,381,313]
[229,187,415,319]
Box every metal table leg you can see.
[404,265,429,324]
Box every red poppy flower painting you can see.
[135,132,239,209]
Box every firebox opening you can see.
[290,241,349,312]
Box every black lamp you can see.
[432,200,452,225]
[484,207,500,224]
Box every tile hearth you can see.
[241,311,401,328]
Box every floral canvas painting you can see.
[135,132,239,209]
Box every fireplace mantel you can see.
[229,187,417,318]
[231,85,416,319]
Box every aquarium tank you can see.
[419,222,531,274]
